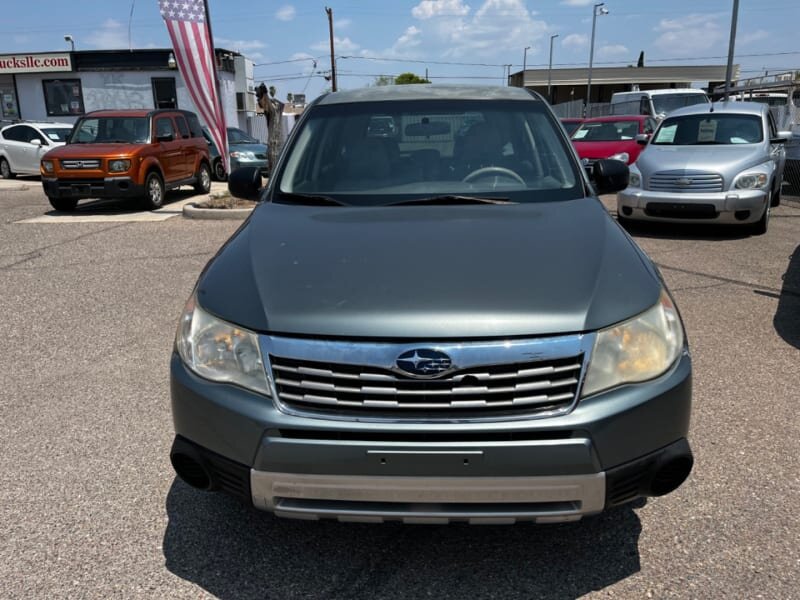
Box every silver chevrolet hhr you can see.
[617,101,791,234]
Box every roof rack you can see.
[713,71,799,95]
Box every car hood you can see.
[636,144,766,176]
[573,140,640,161]
[196,199,662,339]
[45,143,144,158]
[230,142,267,153]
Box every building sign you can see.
[0,53,72,74]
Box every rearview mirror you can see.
[156,133,174,143]
[771,131,792,144]
[404,121,451,137]
[228,166,263,200]
[635,133,650,145]
[592,159,630,195]
[30,138,42,146]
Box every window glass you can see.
[651,93,709,116]
[43,79,84,116]
[653,114,763,145]
[175,116,190,138]
[276,99,582,205]
[41,128,70,143]
[227,127,257,143]
[1,125,25,142]
[69,117,149,144]
[572,120,641,141]
[155,117,175,139]
[186,113,203,138]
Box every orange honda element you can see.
[41,109,211,211]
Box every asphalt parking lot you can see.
[1,183,798,599]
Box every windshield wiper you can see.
[274,192,348,206]
[387,195,513,206]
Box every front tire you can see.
[0,157,15,179]
[143,171,165,210]
[194,162,212,194]
[750,195,771,235]
[48,197,78,212]
[212,159,227,181]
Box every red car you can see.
[571,115,657,171]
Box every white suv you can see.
[0,121,73,179]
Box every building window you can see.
[152,78,177,109]
[43,79,84,116]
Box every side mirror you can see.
[228,166,262,200]
[635,133,650,145]
[771,131,792,144]
[30,138,42,146]
[156,133,174,143]
[593,159,630,195]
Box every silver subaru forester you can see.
[617,101,791,234]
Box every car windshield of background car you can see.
[41,128,71,143]
[69,117,149,144]
[572,121,640,142]
[652,94,709,115]
[227,128,258,144]
[276,99,582,206]
[652,114,764,145]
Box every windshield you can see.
[652,94,709,115]
[572,120,640,141]
[227,128,258,144]
[41,128,71,143]
[69,117,149,144]
[653,113,763,145]
[275,99,582,206]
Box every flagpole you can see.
[202,0,222,101]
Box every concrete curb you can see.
[182,202,254,220]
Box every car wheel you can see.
[0,157,15,179]
[48,197,78,212]
[750,195,770,235]
[143,171,165,210]
[771,183,781,207]
[194,162,212,194]
[213,159,227,181]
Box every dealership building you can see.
[0,49,260,134]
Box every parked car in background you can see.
[203,126,269,181]
[571,115,657,173]
[611,89,709,120]
[41,109,211,211]
[559,117,583,137]
[0,121,73,179]
[169,85,694,525]
[618,101,791,234]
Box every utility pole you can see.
[586,2,608,116]
[325,6,337,92]
[523,46,530,88]
[548,34,559,103]
[724,0,739,100]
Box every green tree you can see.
[394,72,431,85]
[373,75,393,86]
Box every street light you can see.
[522,46,531,88]
[504,64,512,86]
[64,34,75,52]
[585,2,608,116]
[548,34,559,103]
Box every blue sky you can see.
[2,0,798,101]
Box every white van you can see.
[610,89,709,120]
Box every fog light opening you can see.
[650,455,693,496]
[734,210,751,221]
[621,206,633,216]
[171,452,212,490]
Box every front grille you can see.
[61,159,101,170]
[254,153,267,160]
[648,171,723,193]
[645,202,718,219]
[270,354,583,417]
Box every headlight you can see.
[175,294,271,396]
[109,159,131,173]
[230,151,256,160]
[41,159,54,173]
[628,170,641,188]
[608,152,629,163]
[734,172,768,190]
[581,289,684,397]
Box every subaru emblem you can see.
[396,349,453,378]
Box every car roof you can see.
[665,101,767,119]
[82,109,196,119]
[580,115,648,123]
[316,85,541,105]
[1,121,72,130]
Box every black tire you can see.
[212,159,227,181]
[48,197,78,212]
[750,195,770,235]
[142,171,165,210]
[194,162,212,194]
[771,183,781,207]
[0,157,15,179]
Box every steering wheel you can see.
[462,166,525,185]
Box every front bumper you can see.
[42,176,144,200]
[618,187,767,224]
[170,344,693,522]
[231,158,269,177]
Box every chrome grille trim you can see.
[648,170,723,193]
[61,159,101,170]
[259,334,594,422]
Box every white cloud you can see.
[216,38,267,52]
[561,0,594,5]
[740,29,769,45]
[412,0,471,20]
[597,43,629,58]
[276,5,296,21]
[337,18,353,30]
[85,19,128,49]
[395,26,423,50]
[562,33,588,49]
[653,13,726,57]
[311,36,360,53]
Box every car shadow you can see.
[163,479,644,600]
[774,244,800,349]
[45,188,203,216]
[618,217,752,241]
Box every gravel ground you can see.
[0,188,798,599]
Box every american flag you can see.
[159,0,229,173]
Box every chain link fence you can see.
[551,100,611,119]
